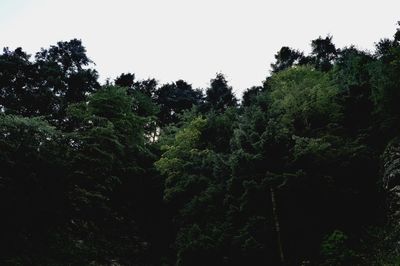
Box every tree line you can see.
[1,22,400,265]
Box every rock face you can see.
[383,138,400,222]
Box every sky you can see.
[1,0,400,96]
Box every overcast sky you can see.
[1,0,400,95]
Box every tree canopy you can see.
[1,23,400,265]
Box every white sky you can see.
[1,0,400,96]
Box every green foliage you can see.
[320,230,358,266]
[0,40,99,124]
[267,66,341,135]
[369,40,400,136]
[156,116,207,202]
[241,86,263,107]
[358,225,400,265]
[175,223,229,266]
[271,46,305,73]
[3,24,400,265]
[204,73,237,112]
[155,80,203,126]
[0,115,69,264]
[310,35,337,72]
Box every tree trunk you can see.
[271,187,285,266]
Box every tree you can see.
[0,39,99,125]
[226,67,371,264]
[0,47,52,116]
[133,78,158,97]
[115,72,135,88]
[0,115,69,265]
[332,46,375,136]
[155,80,203,126]
[203,73,237,112]
[242,86,263,107]
[35,39,100,123]
[155,111,237,265]
[65,86,157,264]
[369,27,400,138]
[310,35,337,72]
[271,46,305,73]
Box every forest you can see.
[1,23,400,266]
